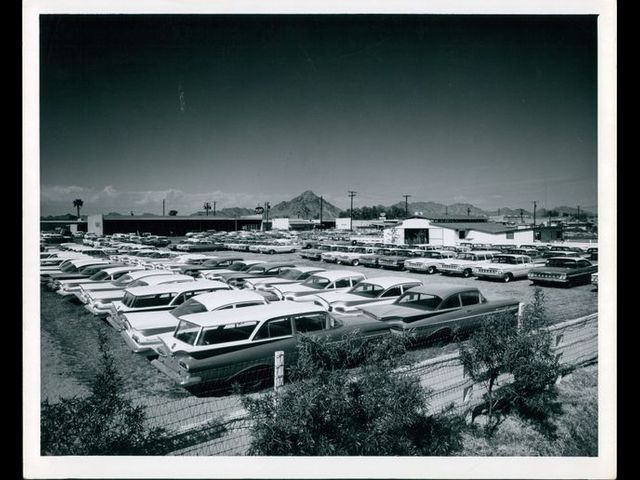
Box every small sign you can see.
[255,206,265,215]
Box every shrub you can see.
[243,333,465,456]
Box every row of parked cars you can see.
[41,241,526,395]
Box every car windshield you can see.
[122,292,137,308]
[113,274,134,286]
[395,292,442,310]
[174,319,202,345]
[89,270,110,281]
[301,276,332,289]
[128,279,149,288]
[546,259,579,268]
[349,282,385,298]
[352,247,367,254]
[171,299,208,318]
[60,263,78,273]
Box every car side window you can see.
[440,295,461,309]
[235,301,265,308]
[460,291,481,306]
[350,277,364,287]
[217,304,234,310]
[381,286,403,298]
[334,278,351,288]
[401,283,421,293]
[253,317,293,340]
[577,260,590,268]
[294,313,327,334]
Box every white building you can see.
[383,216,534,246]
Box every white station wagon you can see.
[439,251,501,278]
[264,270,367,302]
[84,273,195,316]
[310,276,423,314]
[106,280,232,330]
[472,254,538,283]
[119,290,269,356]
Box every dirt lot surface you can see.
[39,248,598,411]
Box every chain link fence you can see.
[125,312,597,455]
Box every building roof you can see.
[431,222,531,234]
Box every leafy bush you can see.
[459,289,561,436]
[243,333,465,456]
[41,331,225,455]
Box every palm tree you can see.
[73,199,84,219]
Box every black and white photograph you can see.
[23,0,616,478]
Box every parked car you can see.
[377,249,422,270]
[257,243,298,254]
[84,274,195,316]
[55,265,144,295]
[357,284,520,346]
[40,258,113,283]
[120,290,270,356]
[198,260,267,280]
[169,257,245,276]
[155,254,215,271]
[438,251,501,278]
[403,250,457,274]
[105,280,233,330]
[300,243,334,261]
[46,261,124,290]
[472,254,538,283]
[246,266,327,290]
[591,272,598,290]
[217,262,297,289]
[267,270,366,302]
[358,248,394,268]
[335,246,375,266]
[310,276,423,314]
[150,302,390,391]
[75,269,180,302]
[321,245,352,263]
[527,257,598,287]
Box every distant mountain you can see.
[218,207,255,217]
[269,190,342,220]
[387,201,487,218]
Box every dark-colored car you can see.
[527,257,598,287]
[358,248,393,268]
[377,249,422,270]
[357,284,520,346]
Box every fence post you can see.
[517,302,525,328]
[274,350,284,393]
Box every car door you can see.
[249,316,298,359]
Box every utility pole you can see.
[162,199,165,217]
[532,200,537,228]
[348,191,357,231]
[403,194,411,218]
[265,202,271,231]
[213,201,216,217]
[319,195,323,226]
[467,207,471,216]
[203,202,211,216]
[577,205,581,220]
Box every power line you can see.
[348,191,357,231]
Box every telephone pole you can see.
[577,205,581,220]
[162,199,165,217]
[403,194,411,218]
[532,200,537,229]
[348,191,357,231]
[319,196,323,226]
[213,201,216,217]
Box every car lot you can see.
[40,247,598,405]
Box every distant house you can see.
[382,216,534,246]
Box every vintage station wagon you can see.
[150,302,390,391]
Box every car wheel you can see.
[503,273,513,283]
[427,329,452,348]
[352,259,359,266]
[269,250,276,255]
[462,269,472,278]
[231,366,274,393]
[427,266,436,274]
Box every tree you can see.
[242,333,465,456]
[72,198,84,219]
[168,210,178,216]
[459,289,561,437]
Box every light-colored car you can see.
[258,243,298,254]
[40,258,112,283]
[150,301,389,391]
[154,254,213,271]
[271,270,367,302]
[245,266,327,290]
[75,269,181,302]
[310,276,423,314]
[403,250,457,274]
[119,290,269,355]
[472,254,538,283]
[198,260,267,280]
[335,246,376,266]
[55,265,145,295]
[320,245,352,263]
[438,251,501,278]
[105,279,232,330]
[84,274,195,316]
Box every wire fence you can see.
[125,312,598,456]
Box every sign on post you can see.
[274,350,284,392]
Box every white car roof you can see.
[181,301,325,327]
[288,266,327,273]
[122,270,179,280]
[191,290,267,310]
[102,266,146,275]
[124,279,229,296]
[70,258,111,267]
[358,276,423,289]
[309,270,366,281]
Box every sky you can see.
[40,15,597,216]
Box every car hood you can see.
[123,310,176,330]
